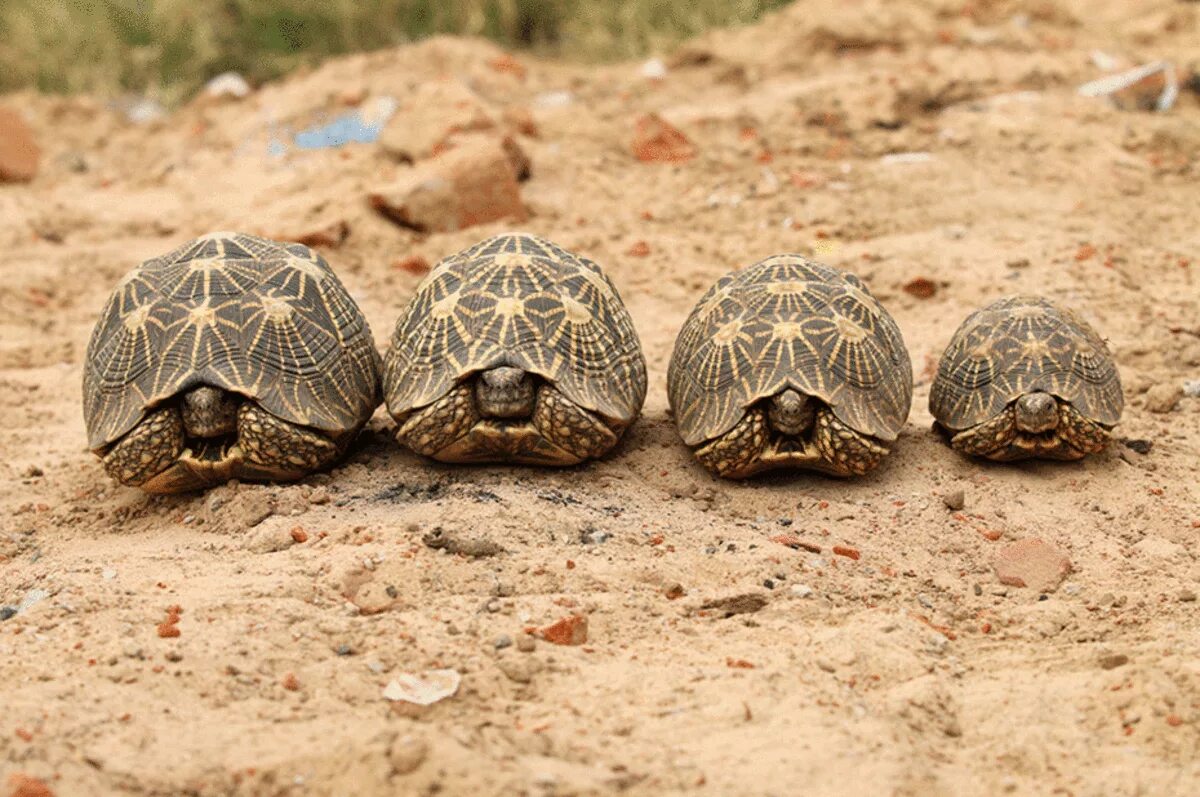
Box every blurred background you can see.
[0,0,791,103]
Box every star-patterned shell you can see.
[83,233,382,450]
[385,233,646,423]
[929,295,1122,430]
[668,255,913,446]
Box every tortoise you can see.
[384,232,646,465]
[668,254,912,478]
[929,295,1122,461]
[83,232,382,493]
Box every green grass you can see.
[0,0,791,104]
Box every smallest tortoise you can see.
[929,295,1123,461]
[83,232,381,493]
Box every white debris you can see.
[534,90,574,110]
[1089,51,1121,71]
[640,58,668,80]
[1078,61,1178,112]
[383,669,461,705]
[881,152,934,165]
[204,71,251,99]
[17,589,49,614]
[359,95,398,128]
[790,584,814,598]
[1183,380,1200,398]
[101,569,117,580]
[125,98,166,125]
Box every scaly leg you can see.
[950,409,1017,460]
[530,386,620,464]
[238,403,338,473]
[693,408,768,478]
[1046,403,1111,460]
[397,382,480,458]
[813,407,888,476]
[101,407,185,488]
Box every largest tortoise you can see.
[83,232,381,493]
[669,255,913,478]
[384,232,646,465]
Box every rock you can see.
[0,107,40,183]
[245,518,299,554]
[535,614,588,646]
[1183,380,1200,399]
[497,655,542,683]
[388,734,430,775]
[516,635,536,652]
[993,539,1072,593]
[1,607,17,621]
[1120,438,1153,455]
[6,773,55,797]
[699,592,769,617]
[203,72,251,100]
[370,137,527,233]
[1098,652,1129,670]
[349,580,400,615]
[941,489,965,511]
[631,113,696,164]
[902,277,937,298]
[217,489,275,530]
[1180,589,1197,603]
[789,584,814,598]
[378,80,494,162]
[1144,383,1183,413]
[493,634,513,650]
[422,527,504,558]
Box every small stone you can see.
[1183,380,1200,399]
[1121,438,1153,455]
[0,606,17,621]
[699,592,769,617]
[485,598,502,614]
[993,538,1072,593]
[631,113,696,163]
[5,773,55,797]
[790,584,814,598]
[335,644,354,656]
[1180,589,1197,603]
[20,465,43,478]
[536,614,588,646]
[663,582,686,600]
[816,658,836,673]
[101,568,117,580]
[422,527,504,558]
[902,277,937,299]
[0,107,40,183]
[378,80,494,161]
[497,655,542,683]
[165,651,183,663]
[246,519,298,554]
[516,635,536,653]
[388,734,430,775]
[1144,383,1183,413]
[1099,653,1129,670]
[941,489,965,511]
[281,672,300,691]
[370,137,527,233]
[307,488,331,505]
[493,634,513,650]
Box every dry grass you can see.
[0,0,790,103]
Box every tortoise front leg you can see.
[101,407,185,488]
[693,408,768,478]
[949,409,1017,460]
[396,382,480,458]
[1045,403,1111,460]
[813,407,888,476]
[238,403,339,473]
[530,385,620,464]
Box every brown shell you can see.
[83,233,382,450]
[929,295,1123,430]
[384,233,646,423]
[668,255,913,446]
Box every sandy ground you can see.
[2,1,1199,795]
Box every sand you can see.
[1,1,1198,794]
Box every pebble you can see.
[699,592,769,617]
[993,538,1072,593]
[1180,589,1197,603]
[0,106,40,182]
[493,634,513,650]
[101,569,117,580]
[1144,383,1183,413]
[789,584,814,598]
[497,655,542,683]
[0,606,16,621]
[335,644,354,656]
[516,635,536,653]
[1183,380,1200,399]
[370,137,527,233]
[1099,653,1129,670]
[941,489,965,511]
[631,113,696,163]
[536,614,588,645]
[388,734,430,775]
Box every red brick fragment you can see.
[290,527,309,543]
[627,241,651,257]
[832,545,860,561]
[281,673,300,691]
[631,114,696,164]
[156,623,180,638]
[993,538,1072,593]
[536,614,588,646]
[902,277,937,299]
[6,774,55,797]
